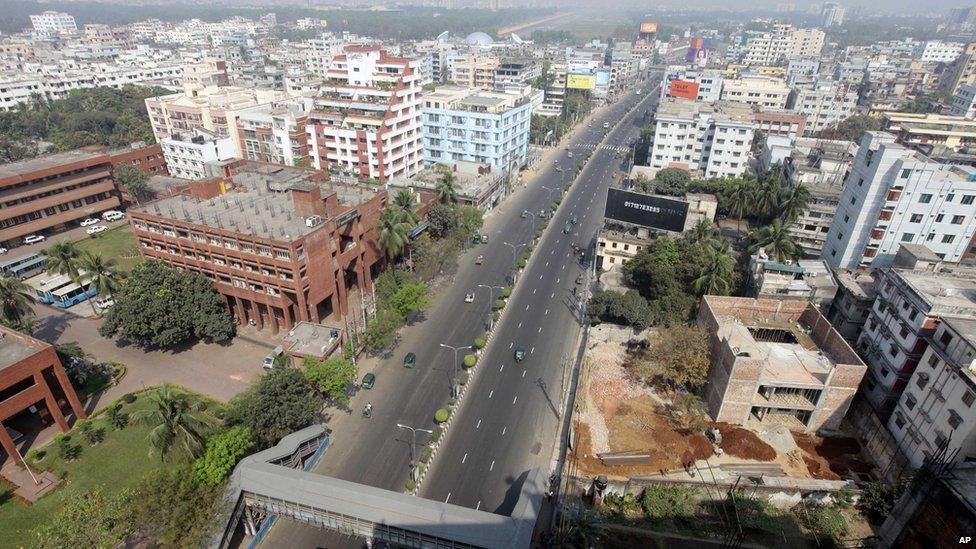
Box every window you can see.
[910,214,923,223]
[936,214,945,222]
[901,233,915,242]
[894,412,906,429]
[850,196,857,205]
[943,235,956,244]
[906,393,917,410]
[917,372,930,389]
[947,193,956,202]
[900,325,909,339]
[940,331,954,347]
[964,195,976,205]
[919,194,933,204]
[901,168,912,179]
[964,390,975,408]
[844,214,850,223]
[953,215,966,225]
[949,410,963,429]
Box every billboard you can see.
[604,189,689,233]
[567,74,597,90]
[667,79,699,100]
[686,47,709,67]
[567,58,598,75]
[595,69,611,86]
[639,22,658,34]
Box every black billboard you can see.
[603,188,689,233]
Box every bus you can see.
[50,281,97,309]
[34,273,76,304]
[0,253,45,280]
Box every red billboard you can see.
[668,80,700,100]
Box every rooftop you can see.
[0,328,46,372]
[894,268,976,318]
[655,98,756,124]
[282,321,343,359]
[834,269,877,300]
[0,149,106,180]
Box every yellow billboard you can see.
[640,22,658,34]
[567,74,596,90]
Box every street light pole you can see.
[478,284,505,330]
[439,343,473,398]
[503,241,524,282]
[396,423,433,482]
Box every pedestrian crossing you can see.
[569,143,630,153]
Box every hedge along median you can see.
[463,354,477,368]
[434,408,450,423]
[474,337,487,349]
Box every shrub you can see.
[107,403,129,430]
[494,299,505,310]
[434,408,450,423]
[58,438,82,461]
[860,480,905,523]
[798,505,849,540]
[517,259,526,269]
[463,354,477,368]
[522,252,530,262]
[527,244,534,253]
[420,448,432,463]
[474,337,486,349]
[459,372,470,385]
[26,449,45,462]
[502,287,512,298]
[406,479,416,491]
[431,426,443,442]
[193,426,254,487]
[197,402,208,412]
[492,311,500,323]
[123,393,137,404]
[641,485,699,522]
[83,425,106,446]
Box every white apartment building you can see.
[822,2,846,27]
[822,132,976,269]
[661,66,724,102]
[307,45,424,181]
[914,40,965,64]
[236,97,315,167]
[649,99,755,179]
[740,24,824,67]
[720,75,790,109]
[890,315,976,467]
[450,54,499,90]
[30,11,77,35]
[950,83,976,119]
[859,266,976,420]
[789,81,860,135]
[160,128,237,180]
[535,62,567,117]
[789,28,826,59]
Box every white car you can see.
[102,211,125,221]
[0,247,7,255]
[86,225,108,235]
[80,218,99,227]
[464,292,475,303]
[94,297,114,309]
[23,235,45,245]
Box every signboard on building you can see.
[567,59,598,75]
[567,74,597,90]
[595,69,611,86]
[667,79,699,100]
[639,22,658,34]
[604,189,689,233]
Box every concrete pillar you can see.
[50,364,86,421]
[282,303,293,331]
[0,421,20,462]
[38,373,69,432]
[336,268,349,317]
[250,300,263,331]
[269,306,279,335]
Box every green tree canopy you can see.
[0,275,35,332]
[426,202,459,238]
[652,168,692,196]
[114,162,151,204]
[388,282,429,318]
[227,365,323,449]
[99,262,233,347]
[192,425,254,487]
[819,114,880,143]
[303,356,357,404]
[131,385,215,459]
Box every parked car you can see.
[0,247,7,255]
[475,255,484,265]
[80,218,99,227]
[102,211,125,221]
[262,346,284,370]
[23,235,45,245]
[567,151,574,158]
[464,292,475,303]
[521,210,529,218]
[576,275,584,285]
[361,372,376,390]
[563,223,572,234]
[94,297,115,309]
[403,352,416,369]
[86,225,108,235]
[480,234,489,244]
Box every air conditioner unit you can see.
[305,215,323,227]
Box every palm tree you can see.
[752,175,782,221]
[392,188,419,224]
[778,183,812,223]
[693,240,736,295]
[750,218,799,262]
[42,241,82,280]
[131,385,214,459]
[78,251,118,316]
[724,179,753,233]
[687,219,718,244]
[561,507,605,548]
[0,276,36,331]
[377,206,412,263]
[435,171,459,204]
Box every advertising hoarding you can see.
[567,59,598,75]
[604,189,689,233]
[567,74,597,90]
[667,79,700,100]
[595,69,611,86]
[639,22,658,34]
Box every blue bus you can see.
[49,281,97,309]
[0,253,45,280]
[34,273,76,304]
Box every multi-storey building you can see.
[789,81,860,136]
[648,99,755,179]
[535,62,567,117]
[307,45,424,181]
[914,41,965,64]
[661,66,724,102]
[160,128,238,180]
[828,269,877,343]
[740,24,824,67]
[883,112,976,153]
[698,296,866,432]
[720,75,790,109]
[421,85,541,171]
[747,253,838,310]
[859,266,976,419]
[104,143,169,178]
[0,150,121,246]
[30,11,77,35]
[822,132,976,269]
[236,97,315,167]
[752,110,807,139]
[950,83,976,119]
[129,160,391,334]
[450,54,499,90]
[890,315,976,467]
[788,28,826,59]
[493,59,540,92]
[940,43,976,96]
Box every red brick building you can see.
[129,160,395,333]
[0,150,122,246]
[104,143,168,178]
[0,326,86,460]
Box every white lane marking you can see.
[556,278,560,283]
[476,419,482,429]
[531,347,536,354]
[561,264,566,270]
[476,500,482,510]
[513,395,518,404]
[545,308,549,315]
[490,460,495,471]
[539,274,544,280]
[517,321,522,329]
[526,304,530,311]
[545,261,549,267]
[445,493,452,503]
[509,342,514,349]
[538,327,543,333]
[533,288,537,294]
[500,364,505,372]
[488,390,494,399]
[501,426,507,436]
[462,453,468,464]
[551,292,555,298]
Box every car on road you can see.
[361,372,376,389]
[86,225,108,235]
[555,166,563,172]
[475,255,484,265]
[567,151,573,158]
[576,275,584,285]
[539,210,547,218]
[521,210,529,218]
[480,234,489,244]
[563,223,572,234]
[464,292,475,303]
[80,218,99,227]
[23,235,45,245]
[102,210,125,221]
[603,122,610,129]
[570,216,578,225]
[514,347,527,362]
[403,352,416,369]
[94,297,115,309]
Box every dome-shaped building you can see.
[464,31,495,46]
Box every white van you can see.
[102,211,125,221]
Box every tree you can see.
[42,240,82,280]
[362,307,405,352]
[752,173,782,221]
[193,426,254,487]
[377,205,412,262]
[0,275,35,331]
[724,179,753,232]
[227,365,323,448]
[114,162,150,204]
[819,114,880,142]
[778,183,812,223]
[687,219,718,244]
[388,282,429,318]
[99,262,233,347]
[750,218,799,262]
[457,205,484,241]
[78,251,119,316]
[129,462,223,547]
[392,188,419,224]
[303,356,357,404]
[692,240,736,295]
[633,325,711,388]
[131,385,215,459]
[37,490,134,548]
[435,170,459,204]
[426,202,459,238]
[652,168,691,196]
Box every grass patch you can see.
[74,225,141,272]
[0,388,219,547]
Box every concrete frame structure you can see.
[0,326,86,460]
[698,296,866,432]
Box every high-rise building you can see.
[822,2,846,28]
[161,128,238,180]
[29,11,77,35]
[648,99,755,179]
[821,132,976,269]
[951,83,976,119]
[940,43,976,96]
[307,45,424,181]
[788,81,860,136]
[236,97,315,167]
[720,75,791,109]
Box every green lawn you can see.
[74,225,141,272]
[0,388,219,547]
